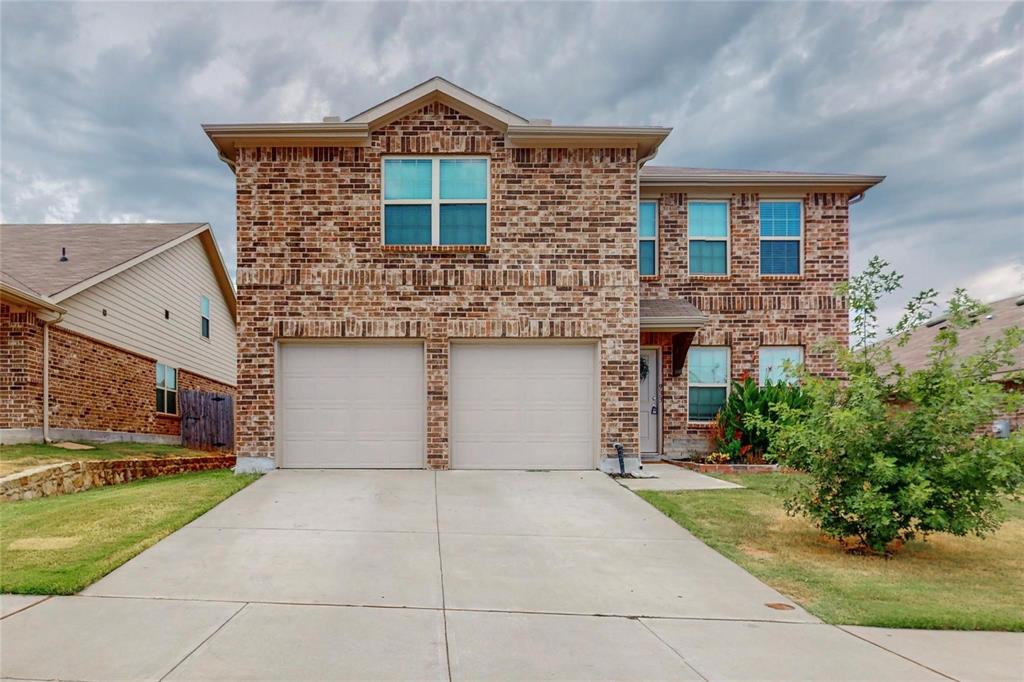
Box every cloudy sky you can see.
[2,1,1022,328]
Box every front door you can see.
[639,348,660,455]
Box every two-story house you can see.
[204,78,883,474]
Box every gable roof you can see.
[881,294,1024,378]
[346,76,531,129]
[0,223,236,318]
[204,76,672,168]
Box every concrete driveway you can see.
[2,470,1019,681]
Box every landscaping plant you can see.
[756,257,1024,554]
[712,373,808,463]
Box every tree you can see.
[757,257,1024,554]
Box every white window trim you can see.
[687,200,730,275]
[759,199,804,276]
[759,345,804,386]
[156,362,178,415]
[381,155,490,245]
[687,346,731,424]
[639,200,659,275]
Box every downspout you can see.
[217,152,237,175]
[849,191,866,205]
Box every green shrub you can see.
[713,375,808,462]
[754,257,1024,554]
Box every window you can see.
[688,201,729,274]
[383,157,488,245]
[760,200,802,274]
[156,363,177,414]
[200,296,210,339]
[760,346,804,385]
[639,201,658,275]
[688,347,729,422]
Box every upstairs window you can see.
[759,346,804,385]
[200,296,210,339]
[156,363,177,415]
[383,157,488,245]
[760,201,802,275]
[688,347,730,422]
[639,201,658,275]
[688,201,729,274]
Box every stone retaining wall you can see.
[0,456,236,502]
[672,460,781,475]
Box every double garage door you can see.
[279,341,596,469]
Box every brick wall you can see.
[235,101,639,468]
[0,303,44,429]
[641,192,849,456]
[33,326,234,439]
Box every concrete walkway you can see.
[2,470,1021,681]
[618,462,744,491]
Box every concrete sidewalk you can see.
[618,462,744,491]
[2,470,1021,680]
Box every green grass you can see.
[0,441,211,477]
[637,473,1024,631]
[1,470,256,594]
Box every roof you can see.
[0,223,236,318]
[204,76,672,167]
[882,294,1024,378]
[640,298,709,330]
[640,166,885,194]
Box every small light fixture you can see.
[59,247,68,262]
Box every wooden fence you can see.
[180,389,234,451]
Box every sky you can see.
[1,1,1022,329]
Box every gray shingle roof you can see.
[0,223,206,298]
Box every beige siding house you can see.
[0,223,237,444]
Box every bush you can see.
[712,374,808,463]
[755,257,1024,554]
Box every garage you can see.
[278,341,425,468]
[450,342,598,470]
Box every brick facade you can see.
[0,312,235,441]
[0,304,44,430]
[235,102,640,468]
[640,192,849,456]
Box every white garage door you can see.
[450,342,597,470]
[279,342,424,468]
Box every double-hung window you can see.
[688,201,729,274]
[200,296,210,339]
[760,200,802,275]
[156,363,177,415]
[759,346,804,385]
[382,157,488,245]
[688,347,730,422]
[638,201,658,275]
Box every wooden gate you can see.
[180,389,234,451]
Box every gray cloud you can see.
[2,1,1021,327]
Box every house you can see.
[0,223,237,445]
[883,293,1024,432]
[203,77,884,474]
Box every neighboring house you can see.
[0,223,237,445]
[204,77,883,474]
[883,293,1024,432]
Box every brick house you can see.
[0,223,237,445]
[204,78,883,474]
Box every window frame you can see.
[200,295,210,340]
[759,199,804,276]
[759,345,804,385]
[155,362,178,416]
[380,155,490,246]
[687,200,730,275]
[686,346,731,424]
[638,199,659,276]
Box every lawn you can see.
[0,441,212,477]
[637,473,1024,632]
[1,470,256,594]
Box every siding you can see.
[57,236,236,385]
